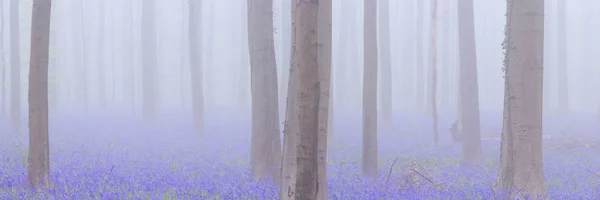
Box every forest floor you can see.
[0,109,599,199]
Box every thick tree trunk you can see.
[556,0,568,114]
[317,0,332,199]
[97,0,107,108]
[248,0,282,184]
[280,56,298,199]
[497,0,546,198]
[10,0,21,132]
[378,0,392,127]
[429,0,438,146]
[457,0,483,166]
[363,0,378,178]
[415,0,425,112]
[291,0,320,199]
[28,0,52,187]
[189,0,204,134]
[142,0,158,121]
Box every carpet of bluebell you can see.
[1,109,599,199]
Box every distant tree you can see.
[142,0,158,121]
[10,0,21,132]
[363,0,378,178]
[28,0,52,187]
[317,0,332,198]
[97,0,107,107]
[124,0,135,111]
[188,0,204,134]
[378,0,392,127]
[457,0,483,166]
[248,0,282,183]
[0,0,5,115]
[76,0,89,112]
[428,0,439,145]
[556,0,568,114]
[415,0,425,111]
[497,0,546,198]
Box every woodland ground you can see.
[0,109,599,199]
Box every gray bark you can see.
[378,0,392,128]
[248,0,282,184]
[497,0,546,198]
[363,0,378,178]
[415,0,425,111]
[142,0,158,121]
[189,0,204,134]
[429,0,438,146]
[10,0,21,132]
[457,0,483,166]
[317,0,332,199]
[28,0,52,187]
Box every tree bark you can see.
[248,0,282,184]
[457,0,483,166]
[317,0,332,199]
[378,0,392,127]
[10,0,21,132]
[363,0,378,178]
[497,0,546,198]
[189,0,204,134]
[415,0,425,112]
[292,0,319,199]
[28,0,52,188]
[142,0,158,121]
[429,0,438,146]
[97,0,107,108]
[556,0,568,114]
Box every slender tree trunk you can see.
[440,0,451,110]
[125,0,135,111]
[363,0,378,178]
[79,0,89,113]
[378,0,392,128]
[457,0,483,166]
[97,0,107,108]
[415,0,425,112]
[317,0,332,199]
[292,0,319,199]
[556,0,568,115]
[248,0,282,184]
[10,0,21,132]
[0,0,5,116]
[142,0,158,121]
[497,0,546,198]
[28,0,52,187]
[189,0,204,134]
[429,0,438,146]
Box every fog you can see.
[0,0,599,199]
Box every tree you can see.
[189,0,204,134]
[317,0,332,198]
[556,0,568,114]
[415,0,425,111]
[497,0,546,198]
[0,0,5,115]
[428,0,439,146]
[97,0,107,108]
[10,0,21,132]
[28,0,52,187]
[363,0,378,178]
[457,0,483,166]
[142,0,158,121]
[248,0,282,183]
[76,0,89,112]
[378,0,392,127]
[291,0,320,199]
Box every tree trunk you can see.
[415,0,425,112]
[10,0,21,132]
[457,0,483,166]
[142,0,158,121]
[291,0,320,199]
[97,0,107,108]
[556,0,568,114]
[248,0,282,184]
[280,53,298,200]
[429,0,438,146]
[497,0,546,198]
[189,0,204,134]
[317,0,332,199]
[124,0,135,111]
[378,0,392,127]
[28,0,52,187]
[363,0,378,178]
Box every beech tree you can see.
[28,0,52,187]
[317,0,332,198]
[428,0,439,145]
[363,0,378,177]
[497,0,546,198]
[189,0,204,134]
